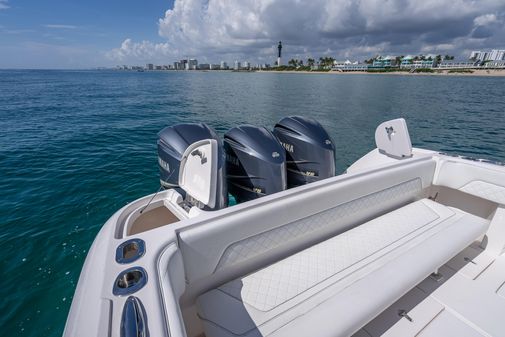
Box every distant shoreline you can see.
[259,69,505,77]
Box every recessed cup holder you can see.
[116,238,145,264]
[113,267,148,296]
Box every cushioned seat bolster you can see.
[268,215,488,337]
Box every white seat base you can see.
[197,199,489,337]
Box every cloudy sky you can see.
[1,0,505,68]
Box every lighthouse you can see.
[277,41,282,66]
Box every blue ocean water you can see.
[0,69,504,336]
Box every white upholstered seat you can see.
[197,199,489,337]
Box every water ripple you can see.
[0,70,504,337]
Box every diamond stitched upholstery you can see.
[197,199,490,337]
[218,200,438,311]
[216,179,422,270]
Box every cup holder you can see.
[113,267,147,296]
[116,238,145,264]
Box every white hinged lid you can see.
[178,139,218,208]
[375,118,412,159]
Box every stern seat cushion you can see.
[197,199,489,337]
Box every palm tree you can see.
[307,58,315,67]
[318,57,335,69]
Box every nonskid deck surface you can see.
[354,243,503,337]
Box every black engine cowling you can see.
[273,116,335,187]
[224,125,286,203]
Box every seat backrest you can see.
[434,158,505,205]
[177,157,436,296]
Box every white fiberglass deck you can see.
[354,242,505,337]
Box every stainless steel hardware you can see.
[113,267,148,296]
[430,272,444,283]
[385,126,395,139]
[120,296,149,337]
[116,238,146,264]
[464,257,477,265]
[398,309,413,322]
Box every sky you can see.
[1,0,505,68]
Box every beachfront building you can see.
[220,61,228,70]
[372,56,397,68]
[186,58,198,70]
[210,64,221,70]
[400,55,437,69]
[332,60,367,71]
[198,63,210,70]
[438,61,479,69]
[400,55,414,68]
[333,60,353,68]
[234,61,241,70]
[339,64,368,71]
[488,49,505,61]
[179,59,188,70]
[483,60,505,68]
[470,49,505,61]
[470,51,485,61]
[242,61,250,70]
[146,63,154,70]
[413,59,436,68]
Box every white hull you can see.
[65,122,505,337]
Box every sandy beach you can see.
[261,69,505,77]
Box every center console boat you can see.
[65,117,505,337]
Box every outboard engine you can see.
[224,125,286,203]
[273,116,335,187]
[157,123,227,210]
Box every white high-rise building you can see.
[489,49,505,61]
[234,61,241,70]
[220,61,228,70]
[187,58,198,70]
[470,51,482,60]
[470,49,505,61]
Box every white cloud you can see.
[0,0,9,10]
[43,24,78,29]
[106,39,173,62]
[473,13,499,26]
[109,0,505,63]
